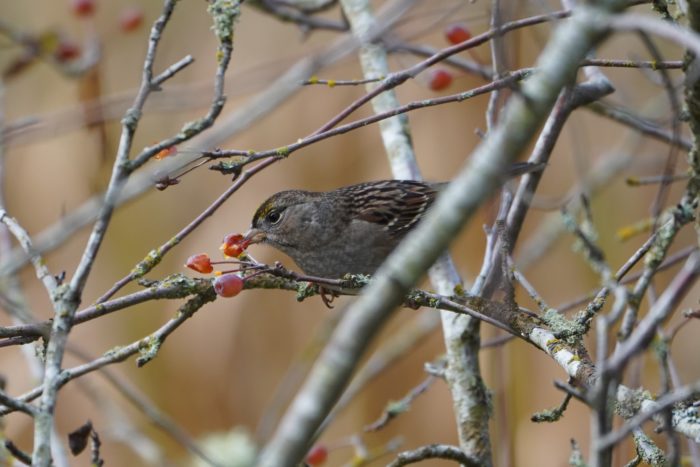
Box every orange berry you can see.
[154,146,177,160]
[185,254,213,274]
[221,243,244,257]
[221,233,249,258]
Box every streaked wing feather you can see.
[338,180,437,236]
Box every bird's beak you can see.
[243,228,266,245]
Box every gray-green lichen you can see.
[632,430,667,467]
[180,120,205,138]
[137,335,161,367]
[274,146,290,158]
[531,394,570,423]
[543,308,587,341]
[131,249,163,278]
[568,439,587,467]
[385,399,409,416]
[121,108,141,130]
[208,0,241,43]
[615,386,652,420]
[295,282,317,302]
[140,273,213,299]
[341,273,371,288]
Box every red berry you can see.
[221,233,250,258]
[119,6,144,32]
[305,445,328,465]
[445,23,472,44]
[223,233,245,245]
[428,68,453,91]
[213,274,244,297]
[70,0,95,17]
[54,41,81,61]
[185,254,213,274]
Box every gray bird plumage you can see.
[244,162,543,278]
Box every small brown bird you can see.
[244,162,543,278]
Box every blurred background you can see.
[1,1,698,465]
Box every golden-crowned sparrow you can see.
[243,162,542,278]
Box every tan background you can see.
[1,1,698,466]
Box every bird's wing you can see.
[338,180,438,237]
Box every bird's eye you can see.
[266,210,282,224]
